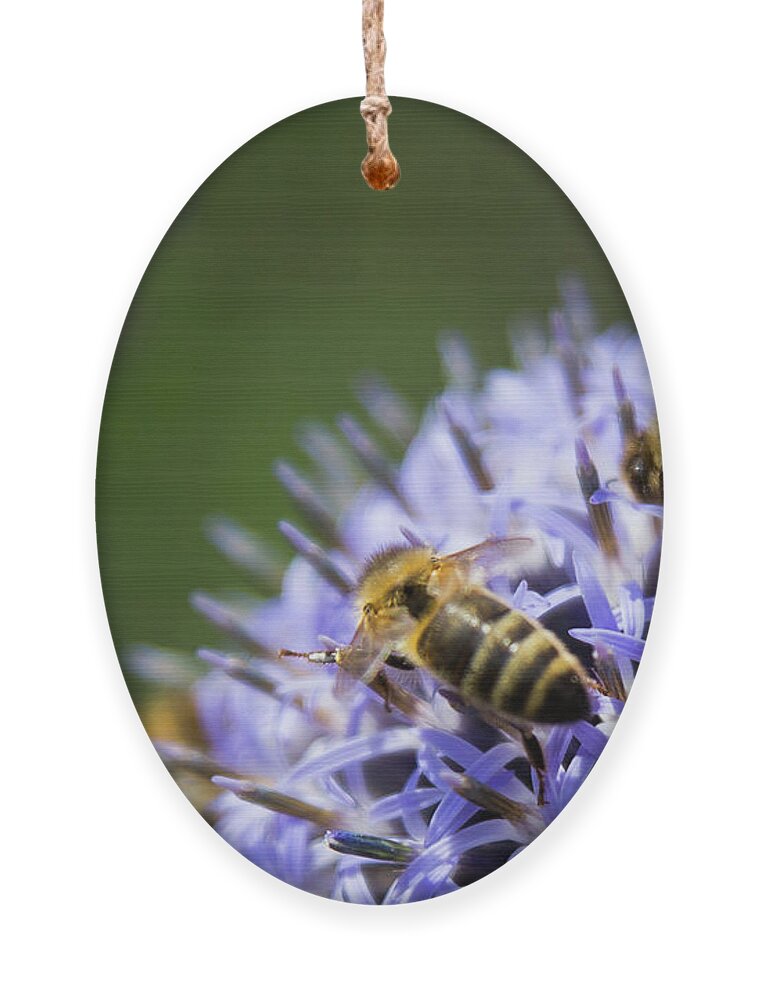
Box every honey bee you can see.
[622,420,663,506]
[282,538,592,725]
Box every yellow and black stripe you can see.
[414,591,590,724]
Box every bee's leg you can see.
[520,728,547,807]
[479,707,549,807]
[587,674,613,699]
[384,652,417,671]
[536,771,547,808]
[588,654,625,702]
[436,687,467,712]
[371,671,393,713]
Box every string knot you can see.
[361,0,400,191]
[360,95,392,119]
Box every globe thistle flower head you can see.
[137,284,661,904]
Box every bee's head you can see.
[357,544,437,620]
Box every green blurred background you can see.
[97,97,632,669]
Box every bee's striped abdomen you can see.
[461,609,534,703]
[492,626,585,723]
[417,592,590,724]
[414,592,505,689]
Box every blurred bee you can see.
[615,368,663,507]
[282,538,592,725]
[622,420,663,506]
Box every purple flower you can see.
[132,283,661,904]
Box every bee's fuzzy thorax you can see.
[357,544,435,609]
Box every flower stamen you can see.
[442,402,495,492]
[274,460,342,549]
[356,374,416,448]
[156,741,230,779]
[204,516,284,590]
[189,592,271,657]
[575,438,619,559]
[324,830,418,864]
[197,648,276,695]
[445,772,542,831]
[553,310,586,414]
[278,521,355,594]
[613,365,638,441]
[338,414,413,515]
[211,777,344,829]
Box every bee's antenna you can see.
[278,648,339,665]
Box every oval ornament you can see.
[97,98,662,903]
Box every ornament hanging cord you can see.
[360,0,400,190]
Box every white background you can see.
[3,2,755,996]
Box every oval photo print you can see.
[97,98,662,903]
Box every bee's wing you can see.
[440,536,533,584]
[335,610,414,696]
